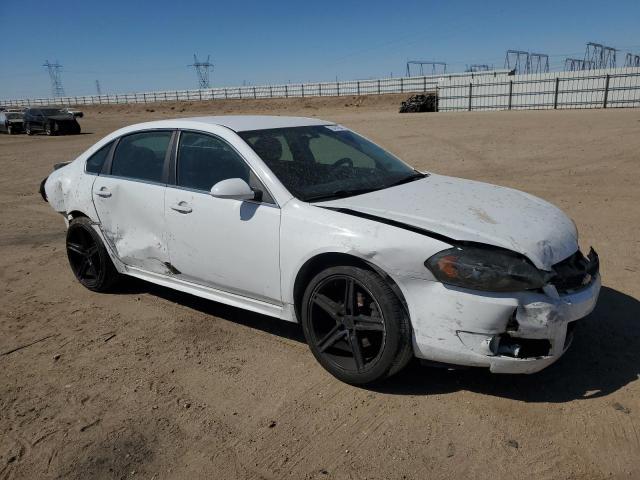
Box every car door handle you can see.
[95,187,112,198]
[170,201,193,214]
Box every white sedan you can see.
[41,116,601,384]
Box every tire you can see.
[25,122,32,135]
[66,217,120,292]
[301,265,413,385]
[7,124,13,135]
[44,122,53,136]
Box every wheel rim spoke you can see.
[67,242,85,255]
[317,325,346,353]
[348,331,365,372]
[344,278,355,316]
[353,315,385,332]
[313,293,341,321]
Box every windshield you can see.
[239,125,423,202]
[6,113,22,119]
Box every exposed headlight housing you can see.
[425,246,550,292]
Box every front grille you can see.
[550,248,599,294]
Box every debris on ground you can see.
[399,94,438,113]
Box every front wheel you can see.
[25,122,32,135]
[44,122,53,136]
[66,217,120,292]
[301,266,413,385]
[7,125,13,135]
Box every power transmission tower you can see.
[564,58,595,71]
[466,64,491,72]
[624,53,640,67]
[189,54,214,89]
[405,61,447,76]
[584,43,617,69]
[504,50,530,74]
[529,53,549,73]
[43,60,65,97]
[95,80,102,96]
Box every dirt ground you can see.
[1,95,639,480]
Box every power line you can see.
[188,54,214,89]
[43,60,65,97]
[406,61,447,76]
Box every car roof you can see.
[131,115,334,133]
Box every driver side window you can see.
[176,131,274,204]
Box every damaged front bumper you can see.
[403,273,601,374]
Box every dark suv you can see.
[23,107,81,136]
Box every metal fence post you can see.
[357,81,360,95]
[269,85,273,97]
[253,87,257,99]
[377,79,381,94]
[423,76,427,92]
[468,83,473,111]
[603,74,610,108]
[239,88,242,99]
[301,84,305,97]
[508,80,513,110]
[224,88,228,99]
[319,83,322,96]
[336,82,340,96]
[553,77,560,109]
[285,85,288,98]
[400,78,403,93]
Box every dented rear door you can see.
[92,130,174,274]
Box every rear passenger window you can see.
[86,141,113,174]
[110,131,172,183]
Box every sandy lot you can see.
[1,95,639,480]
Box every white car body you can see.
[43,116,600,374]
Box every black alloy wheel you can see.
[66,217,119,292]
[302,266,413,384]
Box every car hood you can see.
[315,174,578,270]
[7,119,23,123]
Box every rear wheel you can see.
[44,122,53,136]
[301,265,413,385]
[25,122,32,135]
[66,217,120,292]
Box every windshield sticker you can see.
[325,125,349,132]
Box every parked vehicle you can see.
[0,110,24,134]
[23,107,81,135]
[40,116,600,384]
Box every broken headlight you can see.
[425,246,549,292]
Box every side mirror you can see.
[210,178,256,201]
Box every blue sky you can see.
[1,0,639,99]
